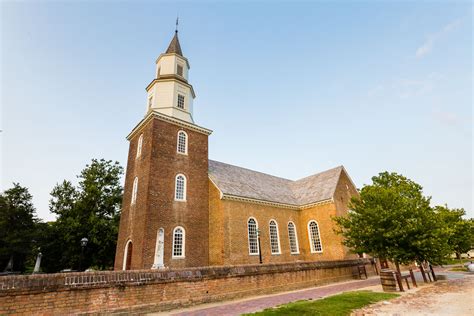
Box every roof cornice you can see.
[155,53,190,69]
[219,192,333,210]
[146,77,196,98]
[127,111,212,140]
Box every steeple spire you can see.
[166,18,183,56]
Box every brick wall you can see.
[209,178,359,266]
[0,259,374,315]
[115,115,210,270]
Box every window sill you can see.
[177,152,188,156]
[249,253,260,256]
[172,256,185,260]
[174,199,187,202]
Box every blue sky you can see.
[1,1,472,221]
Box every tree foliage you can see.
[334,172,452,265]
[40,159,123,272]
[434,205,474,258]
[0,184,39,272]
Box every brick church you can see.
[114,31,359,271]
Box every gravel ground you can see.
[353,274,474,316]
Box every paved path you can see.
[355,273,473,316]
[163,277,380,316]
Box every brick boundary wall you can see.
[0,259,374,315]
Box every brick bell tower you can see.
[114,29,212,270]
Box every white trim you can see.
[172,226,185,259]
[220,193,333,210]
[268,219,281,255]
[131,177,138,205]
[122,239,132,270]
[126,111,212,141]
[287,221,300,254]
[176,130,188,155]
[136,134,143,159]
[174,174,187,201]
[307,220,323,253]
[247,217,259,256]
[208,177,224,199]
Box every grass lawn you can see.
[443,258,473,265]
[243,291,399,316]
[449,267,468,272]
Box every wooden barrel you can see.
[380,269,397,292]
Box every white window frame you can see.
[136,134,143,159]
[308,220,323,253]
[131,177,138,205]
[177,94,185,109]
[269,219,281,255]
[122,239,132,270]
[247,217,259,256]
[287,221,300,254]
[172,226,185,259]
[174,174,187,201]
[176,130,188,155]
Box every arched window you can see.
[136,134,143,158]
[247,218,259,255]
[131,177,138,205]
[172,226,185,258]
[308,220,323,253]
[269,220,281,254]
[288,221,299,254]
[175,174,186,201]
[177,131,188,154]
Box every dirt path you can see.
[355,275,474,316]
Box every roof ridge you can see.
[293,165,344,183]
[209,159,293,183]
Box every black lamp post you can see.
[256,229,263,264]
[79,237,88,271]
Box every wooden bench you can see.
[356,264,368,279]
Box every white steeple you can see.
[145,30,195,123]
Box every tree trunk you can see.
[395,261,401,274]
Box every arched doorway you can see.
[123,240,133,270]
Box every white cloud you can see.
[416,18,463,58]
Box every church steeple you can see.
[165,32,183,56]
[145,30,195,123]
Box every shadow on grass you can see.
[243,290,399,316]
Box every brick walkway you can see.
[168,277,380,316]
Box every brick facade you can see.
[208,168,359,266]
[115,115,209,270]
[0,259,374,315]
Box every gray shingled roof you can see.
[166,32,183,56]
[208,160,344,206]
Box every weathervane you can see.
[175,15,179,33]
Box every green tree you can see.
[334,172,451,268]
[0,183,39,272]
[434,205,474,259]
[42,159,123,271]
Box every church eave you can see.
[219,193,334,210]
[156,53,190,69]
[127,110,212,140]
[146,78,196,98]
